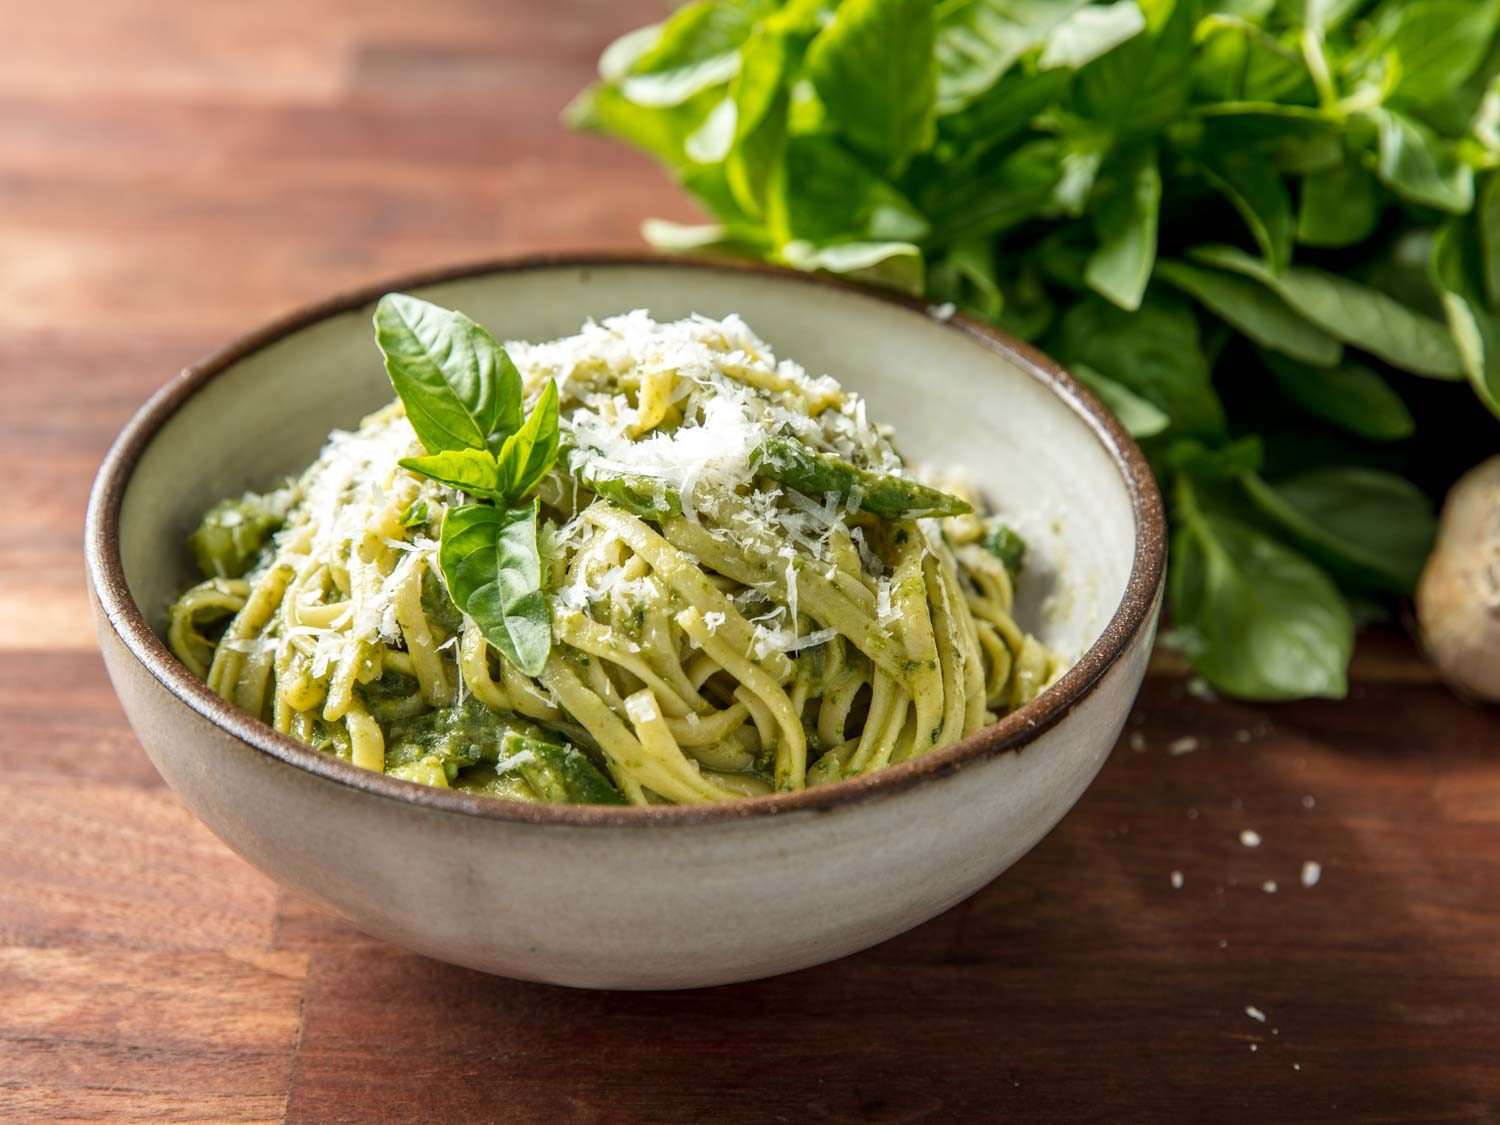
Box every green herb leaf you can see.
[1055,294,1227,438]
[768,134,929,245]
[1074,0,1193,135]
[1171,486,1352,701]
[617,0,760,108]
[494,380,562,502]
[1480,173,1500,312]
[1260,351,1416,442]
[374,293,523,454]
[937,67,1070,155]
[1242,468,1438,594]
[805,0,935,173]
[1369,108,1475,215]
[400,449,507,501]
[1155,259,1342,367]
[1361,0,1500,107]
[1069,362,1170,438]
[1296,160,1380,249]
[1198,146,1295,272]
[439,502,551,676]
[726,28,793,217]
[1190,245,1465,378]
[1430,217,1500,415]
[1084,146,1161,311]
[934,0,1089,113]
[1038,1,1145,70]
[779,240,926,295]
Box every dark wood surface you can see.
[4,2,1499,1121]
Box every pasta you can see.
[168,310,1061,805]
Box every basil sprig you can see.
[569,0,1496,701]
[374,293,561,676]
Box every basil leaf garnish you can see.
[439,501,551,677]
[494,380,561,501]
[398,449,508,503]
[374,293,524,454]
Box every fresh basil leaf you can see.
[1259,350,1416,442]
[1198,145,1295,272]
[1481,173,1500,311]
[806,0,935,173]
[1192,15,1316,105]
[440,502,551,676]
[1241,468,1438,594]
[726,29,793,218]
[400,449,508,502]
[1070,362,1170,438]
[1361,0,1500,108]
[1084,146,1161,311]
[1038,1,1145,70]
[780,240,926,295]
[994,261,1056,340]
[374,294,523,454]
[494,380,562,501]
[1155,259,1342,366]
[618,0,760,108]
[1074,0,1193,135]
[567,81,728,174]
[1165,435,1264,479]
[768,134,929,245]
[1190,244,1465,378]
[1296,159,1380,248]
[1055,294,1227,438]
[642,219,749,254]
[1369,108,1475,214]
[929,238,1004,319]
[1430,218,1500,416]
[917,138,1061,244]
[934,0,1088,113]
[1170,491,1352,701]
[936,67,1070,156]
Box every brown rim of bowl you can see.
[85,251,1166,828]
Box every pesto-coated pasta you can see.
[168,311,1062,805]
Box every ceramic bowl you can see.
[86,255,1165,989]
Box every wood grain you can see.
[2,1,1499,1121]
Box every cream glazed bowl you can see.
[86,255,1165,990]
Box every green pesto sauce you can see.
[188,492,288,579]
[376,697,625,804]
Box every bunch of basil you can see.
[569,0,1500,700]
[375,294,560,676]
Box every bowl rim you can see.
[85,251,1166,828]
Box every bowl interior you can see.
[117,260,1139,689]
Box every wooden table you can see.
[4,2,1499,1120]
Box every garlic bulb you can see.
[1416,456,1500,702]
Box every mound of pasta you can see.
[169,302,1061,805]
